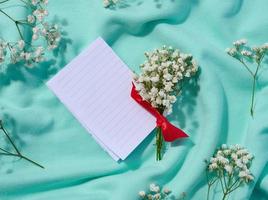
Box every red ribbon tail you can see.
[161,119,188,142]
[131,83,189,142]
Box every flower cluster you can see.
[0,0,61,67]
[133,46,198,116]
[138,184,172,200]
[208,144,254,182]
[206,144,254,200]
[226,39,268,116]
[226,39,268,64]
[103,0,119,7]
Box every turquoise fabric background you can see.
[0,0,267,199]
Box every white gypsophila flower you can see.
[42,24,61,50]
[231,153,238,160]
[235,159,244,168]
[233,39,247,46]
[42,0,49,5]
[0,40,7,63]
[239,170,254,182]
[242,156,249,164]
[252,46,260,52]
[163,188,171,194]
[32,34,39,41]
[34,46,44,56]
[138,184,174,200]
[32,26,39,34]
[223,149,231,155]
[17,40,25,50]
[32,0,48,6]
[27,15,35,23]
[138,191,146,198]
[103,0,118,7]
[33,9,49,22]
[209,163,218,170]
[20,52,31,61]
[31,0,38,5]
[134,46,198,115]
[150,183,160,193]
[0,40,7,48]
[261,43,268,50]
[153,193,161,199]
[0,51,5,63]
[241,50,252,57]
[225,48,237,56]
[224,165,233,174]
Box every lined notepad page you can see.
[47,37,156,161]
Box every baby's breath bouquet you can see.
[133,46,198,160]
[205,144,254,200]
[0,0,61,68]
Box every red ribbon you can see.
[131,83,188,142]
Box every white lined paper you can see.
[47,37,156,161]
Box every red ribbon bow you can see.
[131,83,188,142]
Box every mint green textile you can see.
[0,0,268,199]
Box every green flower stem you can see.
[240,59,254,77]
[19,0,31,6]
[0,9,15,22]
[228,181,242,193]
[206,170,218,200]
[0,8,24,40]
[238,59,261,117]
[207,171,242,200]
[206,184,211,200]
[219,174,226,194]
[0,146,12,154]
[155,108,165,161]
[19,154,44,169]
[221,181,242,200]
[1,122,20,154]
[0,121,44,169]
[156,127,163,161]
[0,150,44,168]
[250,61,261,116]
[15,21,24,40]
[222,192,229,200]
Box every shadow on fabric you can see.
[223,0,244,17]
[103,0,199,46]
[171,68,201,146]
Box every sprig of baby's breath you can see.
[139,183,172,200]
[134,46,198,160]
[0,0,61,68]
[138,183,186,200]
[0,120,44,169]
[226,39,268,117]
[205,144,254,200]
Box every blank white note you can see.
[47,37,156,161]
